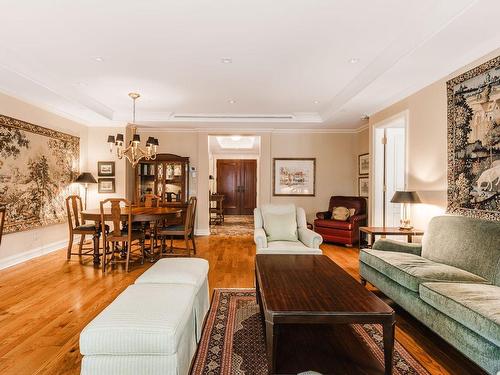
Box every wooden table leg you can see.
[265,320,277,375]
[92,232,100,266]
[383,318,395,375]
[407,234,412,243]
[371,233,375,247]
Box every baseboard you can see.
[0,236,80,270]
[195,228,210,236]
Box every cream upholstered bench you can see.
[80,284,198,375]
[135,258,210,342]
[80,258,210,375]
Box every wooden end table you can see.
[359,226,424,248]
[255,254,395,374]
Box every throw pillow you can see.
[263,211,298,242]
[331,206,352,221]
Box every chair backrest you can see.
[142,193,160,208]
[185,196,197,233]
[66,195,84,230]
[100,198,132,239]
[328,196,366,215]
[255,204,306,230]
[422,215,500,285]
[0,203,6,245]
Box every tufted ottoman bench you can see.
[134,258,210,342]
[80,283,198,375]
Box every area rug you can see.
[210,215,254,236]
[191,289,430,375]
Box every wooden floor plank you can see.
[0,233,487,375]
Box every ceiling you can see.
[0,0,499,130]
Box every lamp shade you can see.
[132,134,141,143]
[116,133,124,143]
[390,191,421,204]
[75,172,97,184]
[107,135,115,143]
[146,136,155,146]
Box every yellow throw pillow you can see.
[331,206,353,221]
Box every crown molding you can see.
[136,126,366,134]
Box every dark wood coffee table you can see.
[255,254,395,374]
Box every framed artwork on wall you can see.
[273,158,316,196]
[98,178,116,193]
[358,177,369,197]
[358,153,369,175]
[447,55,499,221]
[98,161,115,176]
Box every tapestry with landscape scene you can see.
[447,55,500,220]
[0,115,79,233]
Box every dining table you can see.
[81,206,183,265]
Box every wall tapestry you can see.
[273,158,315,196]
[0,114,79,233]
[447,55,500,221]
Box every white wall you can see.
[0,92,89,269]
[369,48,500,230]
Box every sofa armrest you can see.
[254,227,268,249]
[349,214,367,226]
[316,211,332,220]
[372,238,422,256]
[298,227,323,249]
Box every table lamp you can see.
[390,191,421,230]
[75,172,97,210]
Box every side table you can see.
[359,226,424,249]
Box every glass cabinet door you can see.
[164,162,184,203]
[137,162,156,199]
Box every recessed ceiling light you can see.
[94,56,104,62]
[221,58,232,64]
[349,57,359,64]
[313,100,320,104]
[228,99,236,104]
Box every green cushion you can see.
[422,215,500,285]
[359,249,489,293]
[263,211,298,242]
[420,282,500,346]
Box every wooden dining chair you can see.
[0,203,6,246]
[66,195,102,260]
[157,197,197,256]
[100,198,145,273]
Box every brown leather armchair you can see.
[314,196,367,247]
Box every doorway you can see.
[216,159,257,215]
[372,112,407,227]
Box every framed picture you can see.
[273,158,316,196]
[358,153,369,175]
[358,177,369,197]
[98,161,115,176]
[447,55,499,221]
[98,178,116,193]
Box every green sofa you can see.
[359,215,500,374]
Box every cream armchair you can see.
[254,204,323,255]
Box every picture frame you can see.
[98,161,115,177]
[358,153,369,175]
[273,158,316,196]
[98,178,116,193]
[358,177,369,197]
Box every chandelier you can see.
[107,93,159,168]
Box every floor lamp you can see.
[75,172,97,210]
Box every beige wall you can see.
[368,48,500,230]
[0,92,89,268]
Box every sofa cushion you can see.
[359,249,489,292]
[314,219,352,230]
[420,282,500,346]
[263,211,298,242]
[80,284,196,356]
[331,206,351,221]
[256,240,322,255]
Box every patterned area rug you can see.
[210,215,254,236]
[191,289,430,375]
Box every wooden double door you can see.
[216,159,257,215]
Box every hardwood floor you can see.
[0,233,486,375]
